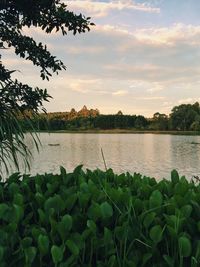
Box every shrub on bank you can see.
[0,167,199,266]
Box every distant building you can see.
[117,110,123,115]
[77,106,100,118]
[41,106,100,121]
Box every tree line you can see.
[21,102,200,131]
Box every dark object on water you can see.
[48,143,60,146]
[191,142,200,145]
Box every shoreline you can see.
[36,129,200,135]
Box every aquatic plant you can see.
[0,167,199,266]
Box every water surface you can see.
[13,133,200,180]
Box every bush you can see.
[0,167,200,266]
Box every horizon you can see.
[44,100,200,118]
[2,0,200,116]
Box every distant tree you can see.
[0,0,93,172]
[135,115,148,129]
[190,121,200,131]
[150,112,168,130]
[192,102,200,114]
[169,103,199,130]
[190,113,200,131]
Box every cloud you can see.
[129,80,164,93]
[112,90,128,96]
[134,23,200,45]
[147,85,164,93]
[66,0,160,18]
[3,17,200,116]
[47,22,200,86]
[178,98,200,105]
[136,96,165,100]
[3,57,31,67]
[68,78,101,93]
[66,46,105,55]
[162,101,173,107]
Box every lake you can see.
[10,133,200,180]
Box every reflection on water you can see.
[10,133,200,179]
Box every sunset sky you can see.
[3,0,200,116]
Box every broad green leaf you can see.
[179,236,192,257]
[44,195,65,214]
[8,182,20,196]
[51,245,63,264]
[73,165,83,176]
[78,192,90,208]
[165,214,183,234]
[65,194,77,211]
[175,182,188,196]
[38,235,49,255]
[58,215,73,240]
[88,202,101,221]
[31,227,46,242]
[38,208,46,225]
[100,201,113,218]
[149,190,163,209]
[13,193,23,206]
[87,220,96,234]
[143,212,156,229]
[171,169,179,184]
[60,166,67,177]
[66,240,79,256]
[24,246,37,264]
[35,192,45,206]
[181,205,192,218]
[13,204,24,223]
[80,182,89,193]
[149,225,163,244]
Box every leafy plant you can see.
[0,168,199,266]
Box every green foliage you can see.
[170,102,200,130]
[38,235,49,255]
[51,245,64,265]
[0,167,200,266]
[0,1,93,172]
[0,0,92,80]
[22,102,200,132]
[25,113,149,131]
[179,236,192,257]
[150,112,169,130]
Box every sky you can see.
[3,0,200,116]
